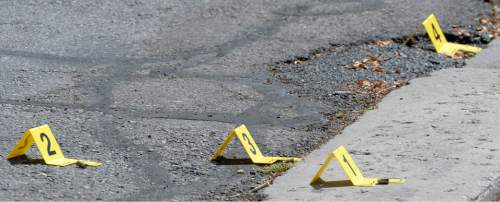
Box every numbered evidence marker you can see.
[422,14,481,57]
[6,124,101,167]
[210,124,301,164]
[310,145,404,187]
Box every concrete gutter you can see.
[264,39,500,201]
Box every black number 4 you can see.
[431,24,441,42]
[40,133,57,156]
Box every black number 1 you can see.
[241,133,257,155]
[431,24,441,42]
[40,133,57,156]
[343,155,357,176]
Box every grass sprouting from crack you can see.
[257,162,295,175]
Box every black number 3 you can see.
[241,133,257,155]
[40,133,57,156]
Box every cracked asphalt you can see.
[0,0,491,200]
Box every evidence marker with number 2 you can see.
[6,124,101,167]
[310,145,404,187]
[210,124,301,164]
[422,14,481,57]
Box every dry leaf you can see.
[480,17,489,25]
[374,39,394,47]
[356,79,371,88]
[366,55,381,66]
[370,80,392,96]
[352,61,366,69]
[367,55,378,62]
[372,66,384,73]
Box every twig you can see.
[250,181,271,193]
[404,26,420,45]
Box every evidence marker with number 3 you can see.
[422,14,481,57]
[210,124,301,165]
[310,145,404,187]
[6,124,101,167]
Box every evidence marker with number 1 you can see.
[310,145,404,187]
[210,124,301,165]
[6,124,101,167]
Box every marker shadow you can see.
[7,155,45,165]
[211,156,254,165]
[310,179,354,189]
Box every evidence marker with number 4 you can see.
[310,145,404,187]
[210,124,301,165]
[422,14,481,57]
[6,124,101,167]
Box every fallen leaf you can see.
[372,66,384,73]
[374,39,394,47]
[370,80,392,96]
[356,79,371,88]
[352,61,366,69]
[395,68,401,74]
[366,55,381,66]
[480,17,489,25]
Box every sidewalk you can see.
[264,39,500,201]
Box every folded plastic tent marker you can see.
[310,145,404,187]
[6,124,101,167]
[210,124,301,164]
[422,14,481,57]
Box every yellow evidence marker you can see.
[210,124,301,164]
[310,145,404,187]
[422,14,481,57]
[6,124,101,167]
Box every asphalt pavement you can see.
[0,0,492,200]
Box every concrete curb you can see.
[264,39,500,201]
[473,176,500,201]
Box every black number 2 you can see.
[241,133,257,155]
[431,24,441,42]
[40,133,57,156]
